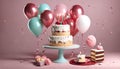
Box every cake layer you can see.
[91,55,104,59]
[52,24,70,36]
[91,58,104,62]
[91,49,104,53]
[91,56,104,60]
[91,52,104,56]
[49,36,73,43]
[52,32,70,36]
[49,40,72,46]
[49,35,73,46]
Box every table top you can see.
[43,44,80,50]
[0,53,120,69]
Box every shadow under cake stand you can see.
[43,44,80,63]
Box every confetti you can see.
[19,60,25,63]
[98,63,102,65]
[112,61,115,63]
[110,6,113,10]
[3,19,7,23]
[88,5,90,7]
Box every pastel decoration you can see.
[86,35,96,47]
[76,15,91,34]
[97,43,104,50]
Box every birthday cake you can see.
[49,24,73,46]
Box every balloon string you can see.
[81,34,85,54]
[35,37,40,56]
[41,28,47,56]
[60,16,64,25]
[35,27,44,56]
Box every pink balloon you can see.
[86,35,96,47]
[54,4,67,22]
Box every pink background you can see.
[0,0,120,69]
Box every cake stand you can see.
[43,44,80,63]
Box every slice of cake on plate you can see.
[90,49,104,62]
[77,54,86,63]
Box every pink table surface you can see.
[0,53,120,69]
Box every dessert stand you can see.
[43,44,80,63]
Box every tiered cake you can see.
[49,24,73,46]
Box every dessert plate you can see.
[69,57,96,66]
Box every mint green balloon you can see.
[38,3,51,13]
[28,17,43,37]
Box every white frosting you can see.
[91,49,104,52]
[77,54,85,58]
[77,54,86,62]
[52,24,70,32]
[49,35,73,43]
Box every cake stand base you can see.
[54,49,68,63]
[43,44,80,63]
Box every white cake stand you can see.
[43,44,80,63]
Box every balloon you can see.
[86,35,96,47]
[28,17,43,37]
[41,10,54,28]
[72,28,79,36]
[64,18,79,36]
[70,5,84,21]
[54,4,67,23]
[38,3,51,14]
[76,15,91,34]
[24,3,38,19]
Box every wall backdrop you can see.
[0,0,120,59]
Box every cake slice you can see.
[90,49,104,62]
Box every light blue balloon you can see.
[38,3,51,13]
[28,17,43,37]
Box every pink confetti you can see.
[3,19,7,23]
[41,38,43,40]
[110,6,113,10]
[110,31,113,34]
[88,5,90,7]
[98,63,102,65]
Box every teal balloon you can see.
[28,17,43,37]
[38,3,51,13]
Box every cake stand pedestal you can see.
[43,44,80,63]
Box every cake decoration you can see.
[97,43,104,50]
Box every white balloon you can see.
[76,15,91,34]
